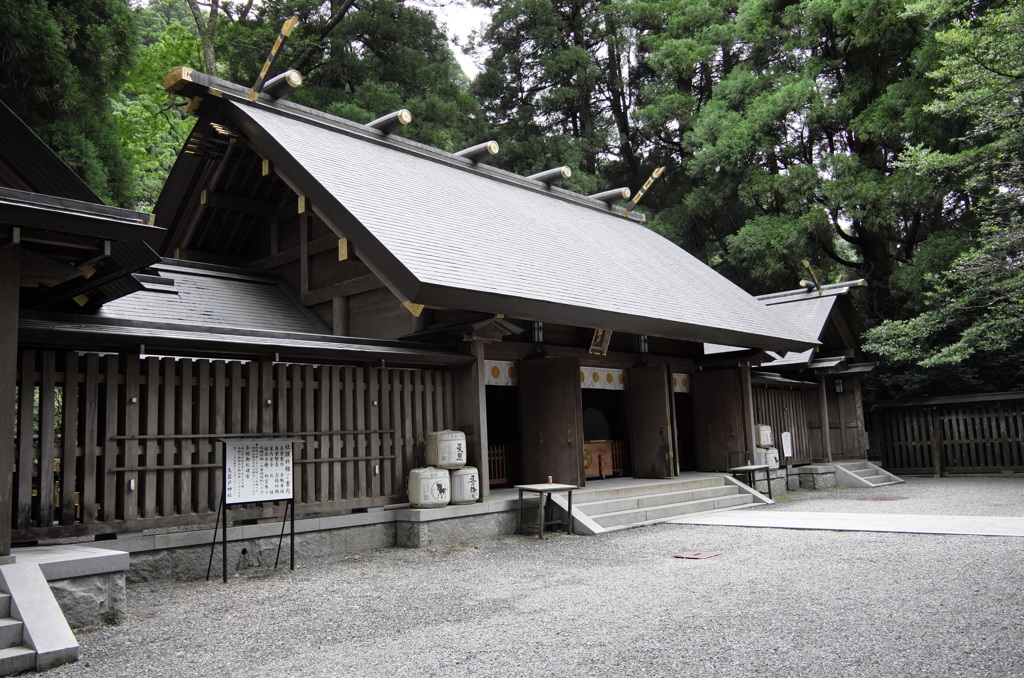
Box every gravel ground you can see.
[48,476,1024,678]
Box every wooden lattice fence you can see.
[13,349,454,542]
[870,392,1024,475]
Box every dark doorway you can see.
[581,389,630,478]
[674,392,696,471]
[485,385,519,486]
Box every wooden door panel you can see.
[518,357,583,486]
[692,369,746,472]
[628,365,676,478]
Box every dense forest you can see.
[0,0,1021,400]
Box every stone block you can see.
[397,522,429,548]
[49,572,126,630]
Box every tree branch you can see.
[287,0,359,75]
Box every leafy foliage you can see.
[0,0,139,205]
[863,0,1024,397]
[114,19,202,209]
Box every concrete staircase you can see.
[0,562,79,674]
[834,461,904,488]
[0,592,34,675]
[557,476,768,534]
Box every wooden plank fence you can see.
[13,349,455,542]
[752,386,817,465]
[870,392,1024,475]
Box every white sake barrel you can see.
[425,430,467,469]
[408,467,451,508]
[450,466,480,505]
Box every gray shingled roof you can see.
[217,94,816,353]
[99,260,326,334]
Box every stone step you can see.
[864,474,894,485]
[591,493,754,529]
[573,477,728,504]
[0,646,35,676]
[0,620,22,651]
[575,484,741,516]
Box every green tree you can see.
[863,0,1024,397]
[470,0,648,194]
[639,0,971,309]
[205,0,486,151]
[0,0,139,206]
[114,17,203,208]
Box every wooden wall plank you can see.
[317,365,331,503]
[59,352,79,525]
[37,351,57,527]
[160,357,176,516]
[103,356,120,521]
[16,351,36,529]
[143,357,161,518]
[378,368,389,497]
[195,359,211,513]
[246,360,260,435]
[389,368,401,484]
[302,364,316,504]
[368,366,381,498]
[122,356,142,521]
[354,366,367,499]
[177,359,194,516]
[81,353,100,524]
[412,370,424,467]
[343,366,355,502]
[328,365,342,502]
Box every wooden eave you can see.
[0,99,101,202]
[19,312,472,368]
[0,188,160,246]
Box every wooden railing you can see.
[13,350,455,541]
[488,443,517,486]
[870,392,1024,475]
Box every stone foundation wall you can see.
[108,503,523,582]
[787,465,837,490]
[127,523,397,583]
[48,572,126,630]
[397,512,519,548]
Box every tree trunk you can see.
[185,0,220,77]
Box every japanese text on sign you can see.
[224,439,294,504]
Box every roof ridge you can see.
[167,68,647,223]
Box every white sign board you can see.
[781,431,794,458]
[223,439,294,504]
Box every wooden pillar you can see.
[739,363,756,461]
[332,296,349,336]
[928,406,943,477]
[0,244,20,558]
[851,376,868,458]
[454,340,489,497]
[817,375,834,463]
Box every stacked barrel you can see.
[407,430,480,508]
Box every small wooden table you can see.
[728,464,773,499]
[515,483,577,539]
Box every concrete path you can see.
[669,509,1024,536]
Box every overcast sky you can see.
[412,2,492,77]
